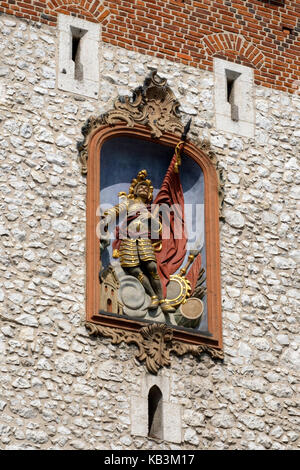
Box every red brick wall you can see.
[0,0,299,93]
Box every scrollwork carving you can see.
[170,341,224,361]
[85,321,223,374]
[196,138,225,217]
[77,70,184,175]
[139,324,173,374]
[77,70,224,219]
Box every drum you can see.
[177,297,204,329]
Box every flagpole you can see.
[174,118,192,172]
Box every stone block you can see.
[214,58,255,138]
[57,15,100,99]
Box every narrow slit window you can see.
[148,385,163,440]
[225,69,241,122]
[227,77,234,104]
[70,26,87,82]
[58,15,100,98]
[72,36,81,62]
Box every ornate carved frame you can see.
[79,72,223,374]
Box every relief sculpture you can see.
[82,71,223,373]
[99,125,206,332]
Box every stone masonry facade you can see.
[0,1,299,93]
[0,5,299,451]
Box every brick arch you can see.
[46,0,110,23]
[201,33,265,70]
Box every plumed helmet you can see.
[127,169,153,203]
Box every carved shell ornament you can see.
[77,70,224,213]
[77,70,184,175]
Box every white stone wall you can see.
[0,16,299,450]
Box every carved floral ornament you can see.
[86,322,224,375]
[79,70,224,374]
[77,69,224,214]
[78,71,184,174]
